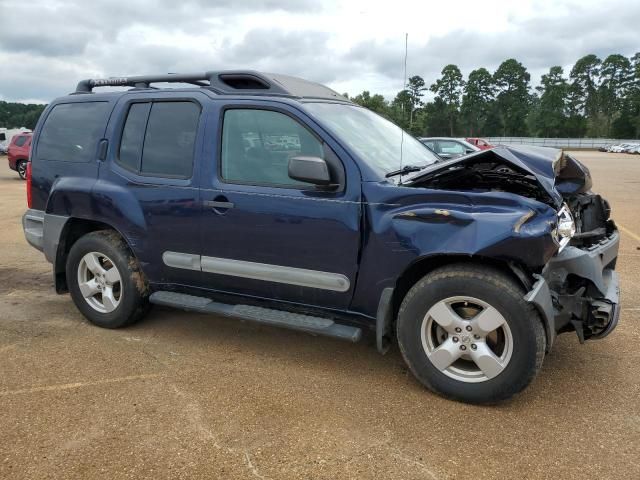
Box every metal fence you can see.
[485,137,640,149]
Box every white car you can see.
[626,144,640,154]
[608,143,631,153]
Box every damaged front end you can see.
[407,145,620,348]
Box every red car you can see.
[7,132,32,179]
[466,137,493,150]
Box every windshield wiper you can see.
[385,165,425,178]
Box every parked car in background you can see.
[466,137,493,150]
[7,132,32,179]
[418,137,480,159]
[0,141,7,155]
[608,143,635,153]
[627,145,640,154]
[622,143,640,153]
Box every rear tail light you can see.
[26,162,32,208]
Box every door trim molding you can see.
[163,251,350,292]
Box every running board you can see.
[149,291,362,342]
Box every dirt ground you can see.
[0,151,639,479]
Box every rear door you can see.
[100,91,209,287]
[197,102,362,310]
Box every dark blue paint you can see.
[30,87,564,325]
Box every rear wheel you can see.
[17,160,27,180]
[66,230,150,328]
[397,264,546,404]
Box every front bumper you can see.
[525,229,620,349]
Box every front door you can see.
[198,104,361,310]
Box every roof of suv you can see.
[72,70,350,103]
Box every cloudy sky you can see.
[1,0,638,103]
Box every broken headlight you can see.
[552,204,575,252]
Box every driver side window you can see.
[220,109,322,187]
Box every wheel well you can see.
[391,255,533,320]
[54,219,126,293]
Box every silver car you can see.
[418,137,480,159]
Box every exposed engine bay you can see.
[410,159,550,204]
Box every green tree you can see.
[351,91,389,116]
[0,101,46,130]
[389,89,412,130]
[460,67,495,136]
[493,59,531,136]
[569,55,601,117]
[430,64,464,136]
[532,66,569,137]
[598,54,633,136]
[423,98,451,136]
[565,83,588,137]
[406,75,427,128]
[629,52,640,137]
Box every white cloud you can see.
[0,0,638,102]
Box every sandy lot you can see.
[0,151,639,479]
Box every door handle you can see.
[204,197,234,211]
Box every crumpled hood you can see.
[407,144,592,207]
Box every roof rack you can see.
[73,70,348,101]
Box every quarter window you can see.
[117,101,200,178]
[37,102,110,162]
[221,109,322,187]
[119,103,150,171]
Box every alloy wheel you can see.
[77,251,123,313]
[421,296,513,383]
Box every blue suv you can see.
[22,71,620,403]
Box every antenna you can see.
[399,33,408,179]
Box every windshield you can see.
[304,103,439,177]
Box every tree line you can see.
[2,53,639,139]
[345,53,640,139]
[0,101,46,130]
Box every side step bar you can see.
[149,291,362,342]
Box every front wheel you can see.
[66,230,150,328]
[397,264,546,404]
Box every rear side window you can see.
[37,102,110,162]
[437,140,465,154]
[117,101,200,178]
[14,135,29,147]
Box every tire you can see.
[396,264,546,404]
[17,160,27,180]
[66,230,150,328]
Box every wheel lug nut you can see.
[465,325,472,332]
[460,345,467,351]
[471,344,477,350]
[474,334,480,339]
[452,337,459,343]
[455,327,462,333]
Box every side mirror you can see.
[288,156,332,186]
